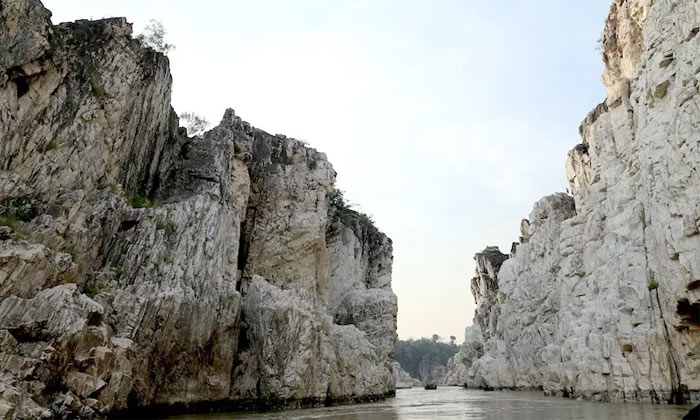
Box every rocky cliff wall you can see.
[444,0,700,404]
[0,1,397,418]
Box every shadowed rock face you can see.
[0,1,396,418]
[445,0,700,404]
[392,362,421,389]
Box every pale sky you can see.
[44,0,611,341]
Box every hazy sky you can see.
[45,0,612,341]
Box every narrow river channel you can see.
[167,387,693,420]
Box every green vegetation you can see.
[155,220,167,230]
[648,280,659,291]
[136,20,175,54]
[356,211,374,225]
[84,282,101,298]
[596,33,604,55]
[329,186,375,225]
[68,246,79,260]
[46,141,58,151]
[2,196,39,222]
[129,195,154,208]
[180,112,209,136]
[98,183,118,193]
[89,73,105,98]
[395,336,459,380]
[328,186,346,209]
[0,215,17,230]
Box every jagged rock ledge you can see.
[444,0,700,405]
[0,0,397,418]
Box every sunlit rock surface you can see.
[0,0,396,417]
[444,0,700,403]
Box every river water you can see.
[168,387,693,420]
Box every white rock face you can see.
[445,0,700,404]
[232,276,393,406]
[327,210,397,370]
[0,1,397,418]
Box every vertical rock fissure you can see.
[643,159,688,405]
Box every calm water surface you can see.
[168,387,692,420]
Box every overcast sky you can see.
[45,0,612,341]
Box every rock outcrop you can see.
[0,0,397,418]
[444,0,700,404]
[392,362,421,389]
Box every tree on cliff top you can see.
[137,20,175,54]
[180,112,209,137]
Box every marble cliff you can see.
[0,0,397,418]
[444,0,700,404]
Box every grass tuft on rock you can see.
[129,196,154,209]
[90,73,105,98]
[0,216,17,230]
[68,246,79,261]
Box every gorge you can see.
[1,0,700,419]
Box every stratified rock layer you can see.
[0,1,397,418]
[445,0,700,404]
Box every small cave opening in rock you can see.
[687,280,700,291]
[677,298,700,329]
[6,67,30,98]
[118,219,139,231]
[237,313,250,352]
[236,218,251,291]
[334,312,354,326]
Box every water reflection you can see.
[167,387,691,420]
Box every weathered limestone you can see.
[232,276,393,407]
[0,0,397,418]
[445,0,700,404]
[327,205,397,370]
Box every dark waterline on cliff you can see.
[165,387,692,420]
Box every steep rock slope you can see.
[0,1,397,418]
[445,0,700,404]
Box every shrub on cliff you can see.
[329,186,375,225]
[180,112,209,137]
[136,20,174,54]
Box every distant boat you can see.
[424,384,437,390]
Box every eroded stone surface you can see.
[0,1,396,417]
